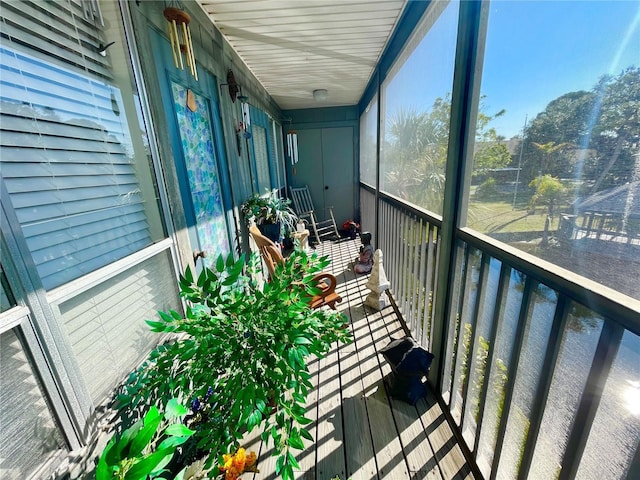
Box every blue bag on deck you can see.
[380,336,434,405]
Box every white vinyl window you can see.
[0,0,165,290]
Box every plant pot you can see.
[258,222,281,242]
[282,236,294,250]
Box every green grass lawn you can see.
[467,200,566,235]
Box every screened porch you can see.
[245,238,475,480]
[0,1,638,480]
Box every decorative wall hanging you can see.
[287,130,298,165]
[236,95,251,138]
[186,89,197,112]
[240,96,250,128]
[223,69,240,102]
[97,41,115,56]
[163,6,198,80]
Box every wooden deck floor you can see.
[246,238,477,480]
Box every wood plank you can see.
[416,392,474,480]
[368,309,442,480]
[351,304,408,479]
[293,354,320,478]
[340,342,377,480]
[240,418,264,480]
[337,252,379,480]
[251,440,278,480]
[260,238,476,480]
[316,344,346,480]
[313,239,348,480]
[360,337,410,478]
[346,265,410,480]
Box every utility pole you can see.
[513,114,528,209]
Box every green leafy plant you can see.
[119,250,351,480]
[240,189,298,235]
[96,399,194,480]
[475,177,498,200]
[528,174,567,219]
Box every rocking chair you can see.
[249,225,342,310]
[289,185,340,242]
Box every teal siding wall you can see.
[129,1,284,259]
[283,107,360,225]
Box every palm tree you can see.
[384,105,449,213]
[532,141,572,175]
[529,174,567,246]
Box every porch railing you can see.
[360,183,640,480]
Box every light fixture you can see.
[313,89,328,102]
[163,6,198,80]
[287,130,298,165]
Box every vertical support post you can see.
[449,245,473,418]
[558,320,624,480]
[474,263,512,454]
[374,71,382,247]
[460,251,490,442]
[490,277,537,479]
[416,220,428,344]
[431,0,488,390]
[517,295,570,479]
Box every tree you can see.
[589,67,640,192]
[531,141,572,175]
[473,142,512,177]
[529,174,567,247]
[473,100,511,176]
[474,111,511,176]
[529,174,566,218]
[521,67,640,192]
[383,99,450,213]
[521,91,595,184]
[526,91,596,146]
[383,94,508,213]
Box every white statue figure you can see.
[365,249,390,311]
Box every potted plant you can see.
[241,189,298,242]
[96,398,195,480]
[117,249,351,480]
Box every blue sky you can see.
[385,0,640,138]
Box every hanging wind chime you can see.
[287,130,298,165]
[163,6,198,80]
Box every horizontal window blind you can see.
[250,106,274,191]
[56,251,180,403]
[0,0,111,80]
[0,329,66,479]
[0,44,153,289]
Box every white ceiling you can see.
[197,0,407,110]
